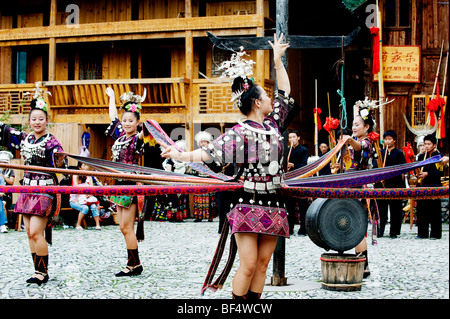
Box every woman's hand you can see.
[268,33,290,65]
[160,141,181,160]
[418,171,428,179]
[268,33,291,95]
[105,87,115,99]
[106,87,118,120]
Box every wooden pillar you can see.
[48,0,57,81]
[185,0,194,151]
[255,0,265,85]
[271,0,288,287]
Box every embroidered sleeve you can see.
[105,117,123,141]
[266,90,300,133]
[0,122,25,151]
[47,135,66,168]
[360,138,372,161]
[134,135,145,156]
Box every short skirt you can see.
[227,191,289,238]
[14,193,53,217]
[110,180,138,208]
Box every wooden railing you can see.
[192,78,275,117]
[0,84,44,115]
[1,78,275,124]
[0,15,263,43]
[43,78,186,108]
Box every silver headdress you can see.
[23,82,52,112]
[23,81,52,100]
[403,112,438,144]
[217,46,256,109]
[354,97,395,129]
[119,88,147,104]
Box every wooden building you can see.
[0,0,448,169]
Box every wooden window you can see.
[79,52,102,80]
[141,48,171,78]
[411,95,429,126]
[385,0,410,28]
[15,51,27,84]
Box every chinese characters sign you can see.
[374,46,421,83]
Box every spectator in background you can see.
[415,136,426,161]
[318,141,332,176]
[416,134,443,239]
[377,130,406,238]
[285,130,309,235]
[0,151,15,233]
[70,163,101,230]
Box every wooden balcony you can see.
[0,84,42,124]
[0,78,274,125]
[0,79,186,124]
[192,78,274,124]
[0,15,263,46]
[45,78,187,123]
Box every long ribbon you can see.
[283,186,448,200]
[0,184,243,196]
[143,120,232,181]
[285,155,443,188]
[2,154,441,191]
[1,185,447,199]
[0,162,231,185]
[285,136,350,180]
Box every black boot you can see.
[26,253,37,283]
[115,249,143,277]
[246,291,261,300]
[360,250,370,278]
[232,292,247,300]
[27,255,49,285]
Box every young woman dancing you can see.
[161,33,300,299]
[0,85,65,285]
[105,86,146,276]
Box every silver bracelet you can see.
[274,64,284,70]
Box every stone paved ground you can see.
[0,220,448,301]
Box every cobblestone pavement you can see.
[0,220,448,300]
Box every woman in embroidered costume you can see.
[337,102,378,278]
[105,86,146,276]
[161,34,299,299]
[0,83,65,285]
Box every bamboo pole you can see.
[376,1,385,139]
[431,41,445,100]
[272,0,288,287]
[437,46,449,141]
[314,79,318,156]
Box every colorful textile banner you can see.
[1,185,447,199]
[285,155,442,187]
[283,186,448,200]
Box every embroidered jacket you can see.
[0,122,64,186]
[203,90,300,194]
[105,117,144,164]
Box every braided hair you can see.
[29,98,49,119]
[231,77,261,116]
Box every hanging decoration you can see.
[369,27,380,74]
